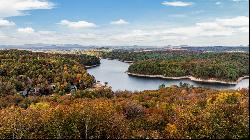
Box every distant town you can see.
[0,44,249,54]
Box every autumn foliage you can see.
[0,50,248,139]
[0,87,248,139]
[0,50,99,97]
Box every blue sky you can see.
[0,0,249,46]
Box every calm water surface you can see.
[88,59,249,91]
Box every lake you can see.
[88,59,249,91]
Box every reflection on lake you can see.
[88,59,249,91]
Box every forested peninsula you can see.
[97,50,249,83]
[0,50,100,97]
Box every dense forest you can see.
[93,50,249,82]
[99,50,205,62]
[0,49,248,139]
[0,50,100,97]
[128,52,249,82]
[0,86,248,139]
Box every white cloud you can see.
[0,16,248,46]
[0,19,15,27]
[17,27,35,33]
[238,27,249,33]
[215,2,221,5]
[162,1,193,7]
[109,16,249,45]
[196,22,221,29]
[59,20,97,29]
[216,16,249,27]
[0,0,54,18]
[192,16,249,34]
[0,32,8,39]
[166,16,249,37]
[110,19,129,25]
[37,30,54,35]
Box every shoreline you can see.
[122,60,133,63]
[103,58,133,64]
[85,64,100,69]
[127,72,249,85]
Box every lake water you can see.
[88,59,249,91]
